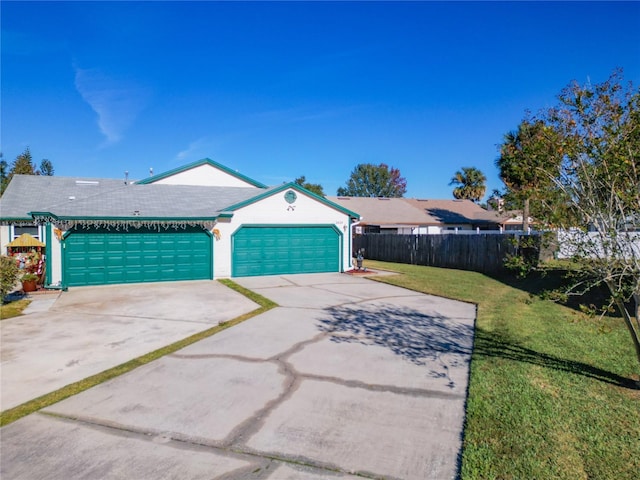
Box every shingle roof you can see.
[1,173,361,229]
[0,175,126,220]
[326,197,428,224]
[404,199,502,225]
[42,183,267,218]
[0,174,265,221]
[327,196,504,227]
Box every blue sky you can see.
[2,1,639,200]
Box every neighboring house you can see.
[0,159,359,288]
[327,197,504,234]
[495,211,536,231]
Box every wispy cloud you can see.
[176,137,210,162]
[74,66,150,146]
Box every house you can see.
[327,196,504,234]
[494,211,536,231]
[0,159,360,288]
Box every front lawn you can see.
[366,260,639,480]
[0,298,31,320]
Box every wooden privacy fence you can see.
[353,233,540,274]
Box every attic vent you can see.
[337,197,350,200]
[75,180,99,185]
[68,196,76,201]
[417,199,430,202]
[377,198,390,201]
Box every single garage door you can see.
[63,227,212,286]
[232,226,340,277]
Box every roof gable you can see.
[224,183,360,218]
[136,158,267,188]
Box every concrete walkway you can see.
[1,273,476,480]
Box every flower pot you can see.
[22,279,37,292]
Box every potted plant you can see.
[21,273,38,293]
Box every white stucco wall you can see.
[213,188,353,277]
[48,225,63,286]
[149,164,260,188]
[0,225,11,255]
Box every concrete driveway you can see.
[1,273,476,480]
[0,281,258,410]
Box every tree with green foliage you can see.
[496,118,564,231]
[538,70,640,368]
[337,163,407,197]
[1,148,55,195]
[294,175,325,196]
[449,166,487,203]
[39,159,54,176]
[0,153,8,195]
[10,147,36,176]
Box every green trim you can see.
[45,223,52,286]
[61,228,68,289]
[135,158,268,188]
[348,217,352,268]
[223,182,361,219]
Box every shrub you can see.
[0,256,20,301]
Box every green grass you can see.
[367,260,640,480]
[0,298,31,320]
[0,279,277,427]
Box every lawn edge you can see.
[365,263,479,307]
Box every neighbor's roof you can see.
[326,197,430,225]
[404,199,502,225]
[327,196,503,226]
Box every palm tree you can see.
[449,167,487,203]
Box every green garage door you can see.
[232,226,340,277]
[63,227,212,287]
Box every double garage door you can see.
[232,226,341,277]
[62,225,341,286]
[63,227,212,287]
